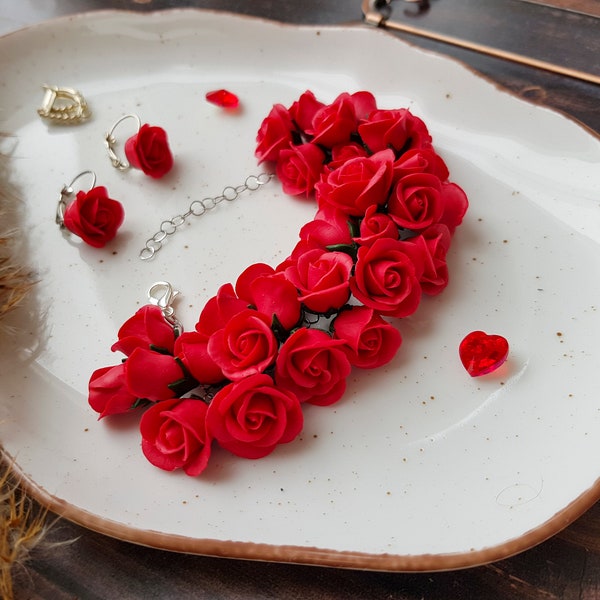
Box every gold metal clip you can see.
[38,85,91,125]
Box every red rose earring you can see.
[105,114,174,179]
[56,170,125,248]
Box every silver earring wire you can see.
[56,170,97,226]
[104,114,142,171]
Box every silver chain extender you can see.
[139,173,274,260]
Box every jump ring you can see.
[171,215,185,227]
[223,186,238,201]
[245,175,260,190]
[257,173,273,185]
[190,200,206,216]
[160,221,177,235]
[140,246,156,261]
[146,238,162,251]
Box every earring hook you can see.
[104,114,141,170]
[56,170,97,226]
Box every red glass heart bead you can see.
[205,89,239,109]
[459,330,509,377]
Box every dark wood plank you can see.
[12,506,600,599]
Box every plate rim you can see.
[2,5,598,141]
[7,455,600,571]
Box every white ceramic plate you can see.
[1,9,599,571]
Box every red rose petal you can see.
[206,89,239,108]
[459,330,509,377]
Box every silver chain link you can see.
[139,173,274,260]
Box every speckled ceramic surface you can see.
[1,9,599,571]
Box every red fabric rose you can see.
[392,147,449,182]
[275,142,326,197]
[439,182,469,234]
[289,90,325,133]
[353,204,398,247]
[174,331,224,384]
[140,398,212,476]
[235,262,275,289]
[282,248,353,314]
[207,309,278,380]
[407,224,452,295]
[298,211,353,251]
[111,305,175,356]
[126,347,184,401]
[328,142,369,170]
[235,264,301,331]
[62,186,124,248]
[290,90,376,144]
[275,327,351,406]
[333,306,402,369]
[124,124,173,179]
[206,373,303,459]
[350,238,424,318]
[350,90,378,121]
[88,363,137,418]
[387,173,444,232]
[315,149,395,217]
[358,109,432,154]
[195,283,248,336]
[277,240,321,274]
[306,92,358,148]
[298,219,351,252]
[255,103,296,163]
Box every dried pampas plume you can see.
[0,134,35,322]
[0,138,49,599]
[0,464,52,599]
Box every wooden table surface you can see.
[3,1,600,598]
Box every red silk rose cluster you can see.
[256,90,468,302]
[89,90,468,477]
[88,262,399,475]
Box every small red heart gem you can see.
[459,331,509,377]
[205,89,239,109]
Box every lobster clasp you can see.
[147,282,182,334]
[148,282,179,316]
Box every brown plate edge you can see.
[4,447,600,572]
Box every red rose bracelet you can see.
[88,90,472,477]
